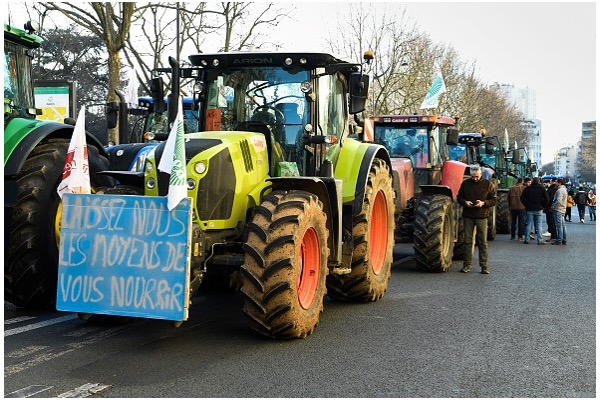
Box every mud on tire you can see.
[326,158,395,302]
[5,138,113,308]
[414,194,454,272]
[241,191,329,339]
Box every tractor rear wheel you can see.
[326,159,395,302]
[241,191,329,339]
[496,191,509,234]
[5,138,112,308]
[414,194,454,272]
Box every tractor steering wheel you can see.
[251,105,285,125]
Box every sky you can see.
[277,1,597,164]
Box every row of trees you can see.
[14,2,528,146]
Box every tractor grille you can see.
[240,139,254,172]
[196,148,235,221]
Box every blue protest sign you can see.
[56,194,192,321]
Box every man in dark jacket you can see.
[457,165,497,274]
[544,179,558,241]
[520,177,550,245]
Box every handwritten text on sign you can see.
[56,194,192,321]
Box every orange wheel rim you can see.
[370,190,388,275]
[298,227,320,309]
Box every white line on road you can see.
[4,315,79,337]
[4,316,37,325]
[57,383,112,398]
[5,385,53,398]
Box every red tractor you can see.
[364,114,467,272]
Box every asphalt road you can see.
[4,217,596,398]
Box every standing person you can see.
[520,177,549,245]
[509,177,527,240]
[457,165,497,274]
[543,179,558,241]
[551,178,568,245]
[565,189,575,222]
[574,187,588,223]
[587,190,596,221]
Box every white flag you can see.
[503,128,509,150]
[158,97,187,210]
[420,72,447,109]
[125,68,139,109]
[57,106,90,199]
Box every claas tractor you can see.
[83,51,396,339]
[4,21,113,308]
[364,114,465,272]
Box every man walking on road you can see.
[521,177,550,245]
[574,187,588,223]
[551,178,568,245]
[509,177,527,240]
[457,165,497,274]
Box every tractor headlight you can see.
[284,57,293,66]
[146,177,156,189]
[145,160,153,173]
[187,178,196,190]
[194,161,207,174]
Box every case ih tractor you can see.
[364,114,465,272]
[4,22,113,308]
[86,51,396,339]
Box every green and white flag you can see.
[158,97,187,210]
[420,72,447,109]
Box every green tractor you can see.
[452,131,536,236]
[4,22,113,308]
[95,52,396,339]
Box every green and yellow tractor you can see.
[90,51,396,339]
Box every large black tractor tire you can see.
[241,191,329,339]
[326,159,395,302]
[414,194,454,272]
[5,138,113,309]
[496,191,510,234]
[453,203,465,260]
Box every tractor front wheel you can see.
[241,191,329,339]
[6,138,112,308]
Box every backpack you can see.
[576,191,587,205]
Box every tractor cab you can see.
[367,114,458,187]
[187,52,369,178]
[3,21,42,124]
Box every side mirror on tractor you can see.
[446,128,459,146]
[349,72,369,114]
[485,137,495,154]
[512,148,524,164]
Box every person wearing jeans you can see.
[520,177,549,245]
[551,178,568,245]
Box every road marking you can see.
[5,385,53,398]
[5,345,49,358]
[57,383,112,398]
[4,315,79,337]
[5,316,37,325]
[4,326,128,376]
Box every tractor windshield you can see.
[202,67,309,155]
[4,40,36,123]
[374,125,430,168]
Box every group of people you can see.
[456,165,596,275]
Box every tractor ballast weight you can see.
[365,114,466,272]
[79,52,396,339]
[4,22,113,308]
